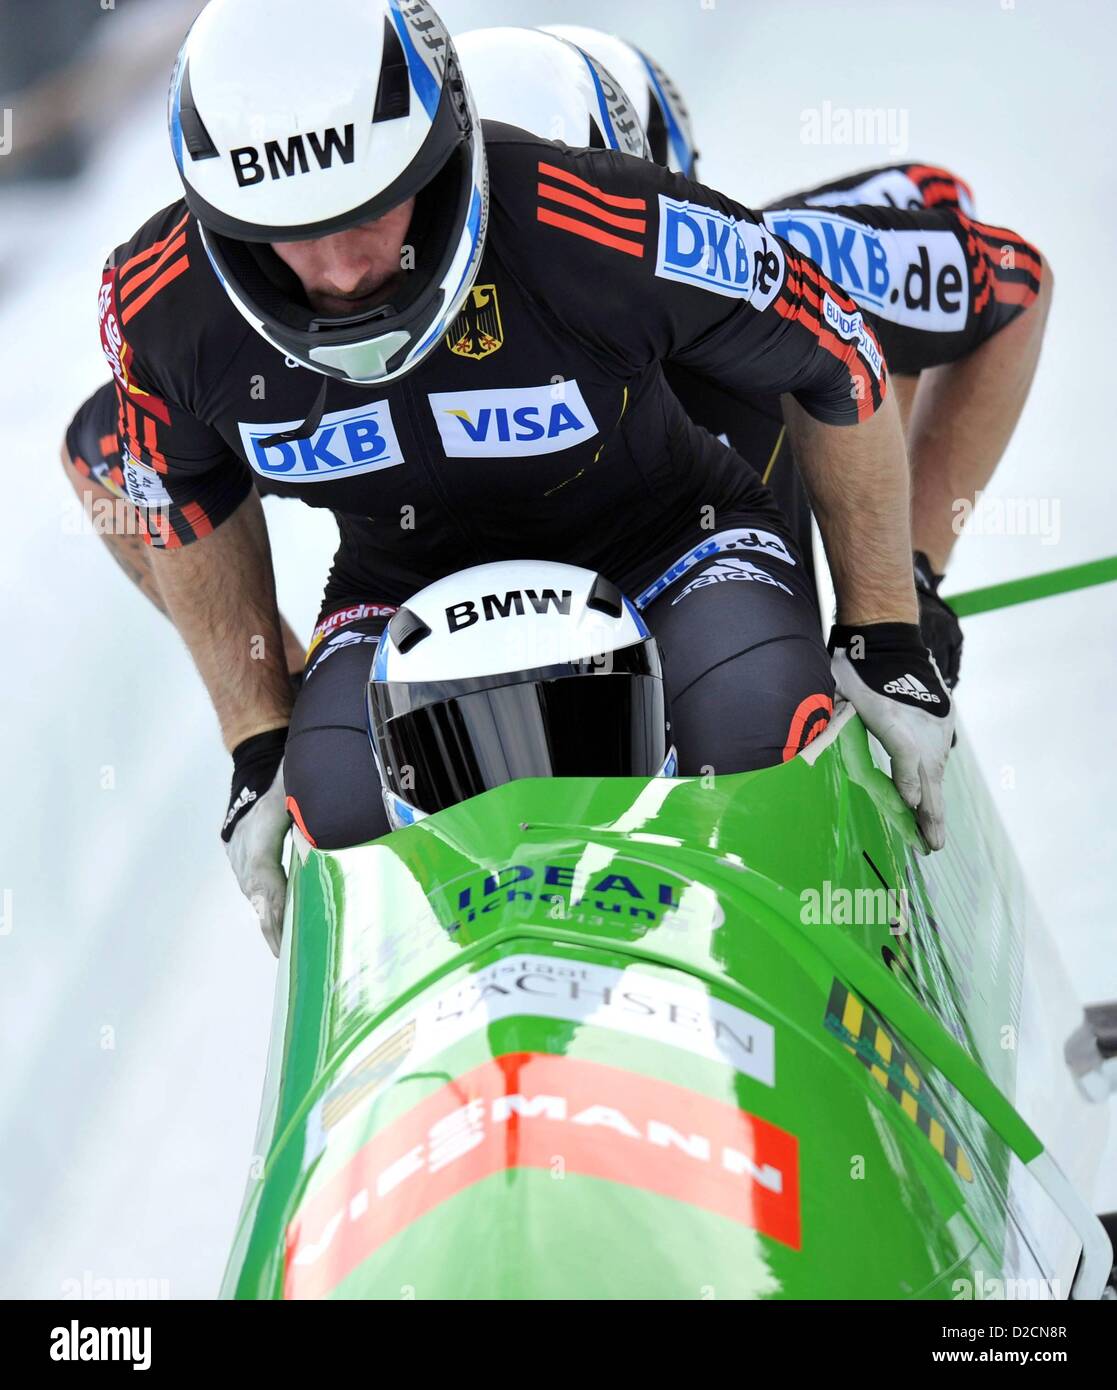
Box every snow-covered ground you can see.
[1,0,1112,1297]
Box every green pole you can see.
[947,555,1117,617]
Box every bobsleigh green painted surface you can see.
[220,712,1079,1299]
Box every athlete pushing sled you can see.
[63,2,1049,953]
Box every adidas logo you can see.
[671,557,792,605]
[883,673,941,704]
[223,785,257,833]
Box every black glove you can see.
[829,622,954,849]
[914,551,963,689]
[221,727,290,956]
[221,727,288,842]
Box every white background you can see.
[0,0,1113,1296]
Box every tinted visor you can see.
[368,643,668,815]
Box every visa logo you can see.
[237,401,404,482]
[429,382,598,458]
[763,209,969,330]
[655,195,785,309]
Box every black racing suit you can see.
[70,134,1039,846]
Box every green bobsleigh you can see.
[221,707,1111,1300]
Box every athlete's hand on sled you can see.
[914,552,963,689]
[221,727,290,955]
[828,623,955,851]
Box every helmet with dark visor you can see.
[367,637,668,816]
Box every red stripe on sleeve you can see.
[121,256,190,326]
[537,181,647,232]
[536,160,647,210]
[536,206,646,257]
[118,232,188,303]
[117,211,191,280]
[141,415,167,473]
[181,501,214,540]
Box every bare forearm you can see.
[783,389,918,625]
[907,262,1053,571]
[62,442,306,674]
[61,443,169,614]
[149,488,293,750]
[100,523,169,615]
[892,374,919,435]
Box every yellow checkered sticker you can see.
[824,980,973,1182]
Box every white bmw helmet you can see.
[367,561,677,829]
[453,27,648,160]
[168,0,487,384]
[541,25,699,176]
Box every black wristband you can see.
[231,726,290,767]
[828,621,924,656]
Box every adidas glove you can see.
[221,727,290,956]
[828,622,955,851]
[914,551,963,689]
